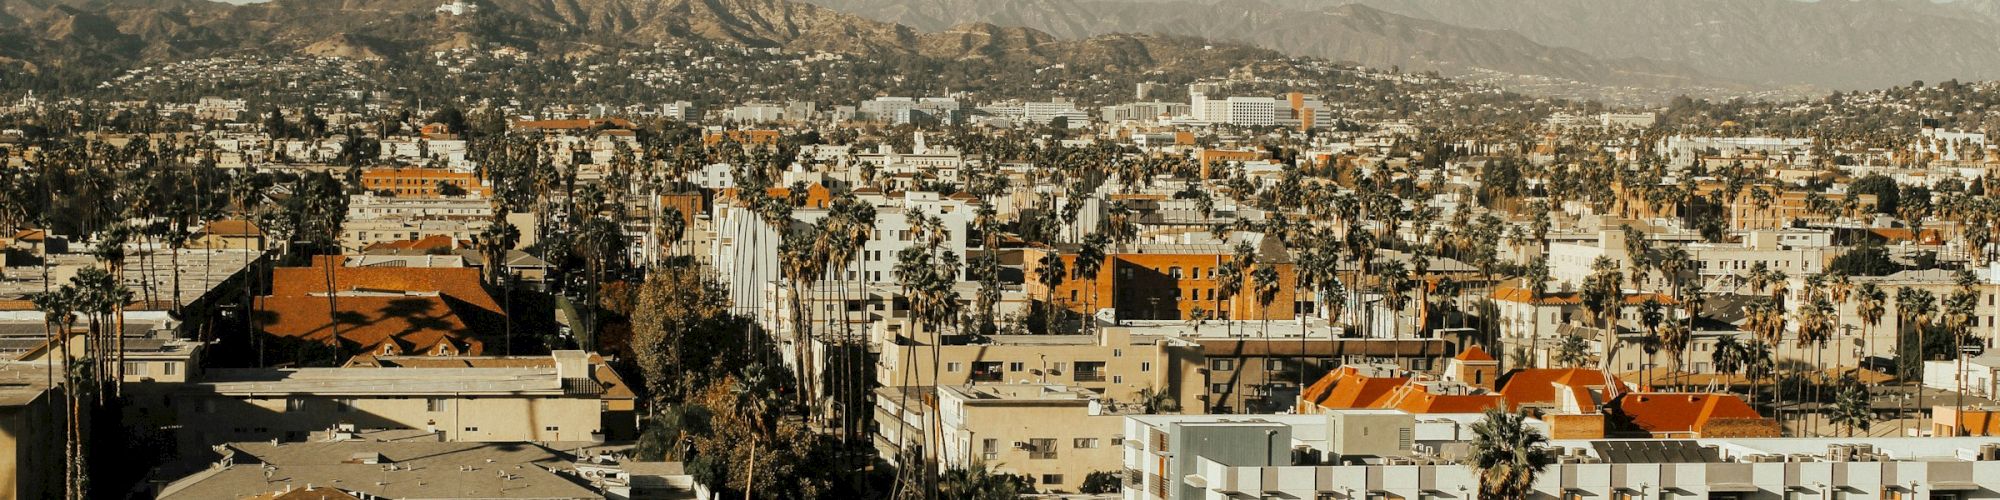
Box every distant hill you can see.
[796,0,1733,93]
[0,0,1308,91]
[800,0,2000,93]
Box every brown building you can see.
[359,168,489,198]
[1025,240,1301,323]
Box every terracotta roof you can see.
[1383,383,1504,414]
[252,295,483,356]
[271,263,501,315]
[1297,366,1405,411]
[1497,368,1620,411]
[1455,345,1495,362]
[1613,392,1773,436]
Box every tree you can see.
[1469,408,1555,500]
[1827,242,1901,276]
[1553,335,1590,368]
[937,462,1031,500]
[1034,251,1067,334]
[1830,373,1873,437]
[1079,471,1122,494]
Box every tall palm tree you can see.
[1894,286,1937,434]
[1523,261,1551,367]
[1830,373,1872,437]
[1712,335,1745,394]
[29,285,85,500]
[1073,233,1107,329]
[1946,271,1980,435]
[1469,408,1555,500]
[1580,256,1625,383]
[1035,251,1067,334]
[1252,263,1281,409]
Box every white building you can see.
[1126,411,2000,500]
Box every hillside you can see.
[796,0,1730,93]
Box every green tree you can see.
[1469,408,1555,500]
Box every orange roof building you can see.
[1611,392,1778,438]
[1496,368,1622,412]
[359,168,488,198]
[253,263,502,358]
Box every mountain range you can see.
[799,0,2000,94]
[0,0,1303,91]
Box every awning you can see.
[1928,481,1979,491]
[1183,474,1209,488]
[1709,483,1760,492]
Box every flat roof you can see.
[158,441,602,500]
[192,367,567,396]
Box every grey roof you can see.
[1592,440,1723,463]
[192,367,568,396]
[158,442,603,500]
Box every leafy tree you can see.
[1828,242,1901,276]
[1079,471,1123,494]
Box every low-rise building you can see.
[0,361,66,500]
[175,351,623,456]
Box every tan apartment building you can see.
[876,327,1207,414]
[175,351,624,455]
[936,384,1130,493]
[0,361,65,500]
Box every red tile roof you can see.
[1383,383,1504,414]
[272,263,501,315]
[1455,345,1495,362]
[1497,368,1620,412]
[253,295,483,356]
[362,235,461,251]
[1613,392,1773,436]
[1297,366,1405,412]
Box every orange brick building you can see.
[703,130,782,147]
[1024,243,1300,321]
[360,168,488,198]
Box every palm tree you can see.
[1894,286,1937,434]
[29,285,85,500]
[1580,256,1625,382]
[1856,283,1887,375]
[1830,372,1873,437]
[1711,335,1745,394]
[1523,261,1551,367]
[1252,263,1282,409]
[1946,271,1980,435]
[1073,233,1107,329]
[1035,250,1067,334]
[1469,408,1555,500]
[1553,335,1591,368]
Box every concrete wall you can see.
[176,393,601,454]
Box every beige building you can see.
[175,351,626,455]
[876,327,1207,414]
[936,384,1130,493]
[0,361,65,500]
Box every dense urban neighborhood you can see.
[11,1,2000,500]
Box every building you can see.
[155,441,605,500]
[358,167,489,198]
[875,328,1208,415]
[1025,241,1301,323]
[933,384,1130,493]
[252,262,504,358]
[174,351,621,455]
[190,219,267,251]
[1125,410,2000,500]
[0,361,65,500]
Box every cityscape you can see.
[7,0,2000,499]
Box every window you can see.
[545,426,560,431]
[464,427,479,432]
[1009,362,1025,372]
[124,362,148,376]
[1113,348,1123,357]
[1042,474,1065,485]
[1266,359,1284,371]
[1112,375,1123,383]
[1210,359,1235,371]
[1074,438,1100,449]
[1169,266,1183,279]
[1074,361,1107,382]
[1029,438,1058,459]
[164,363,177,376]
[947,362,963,372]
[1211,383,1231,394]
[427,398,448,412]
[971,362,1003,382]
[1140,362,1152,372]
[284,398,306,412]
